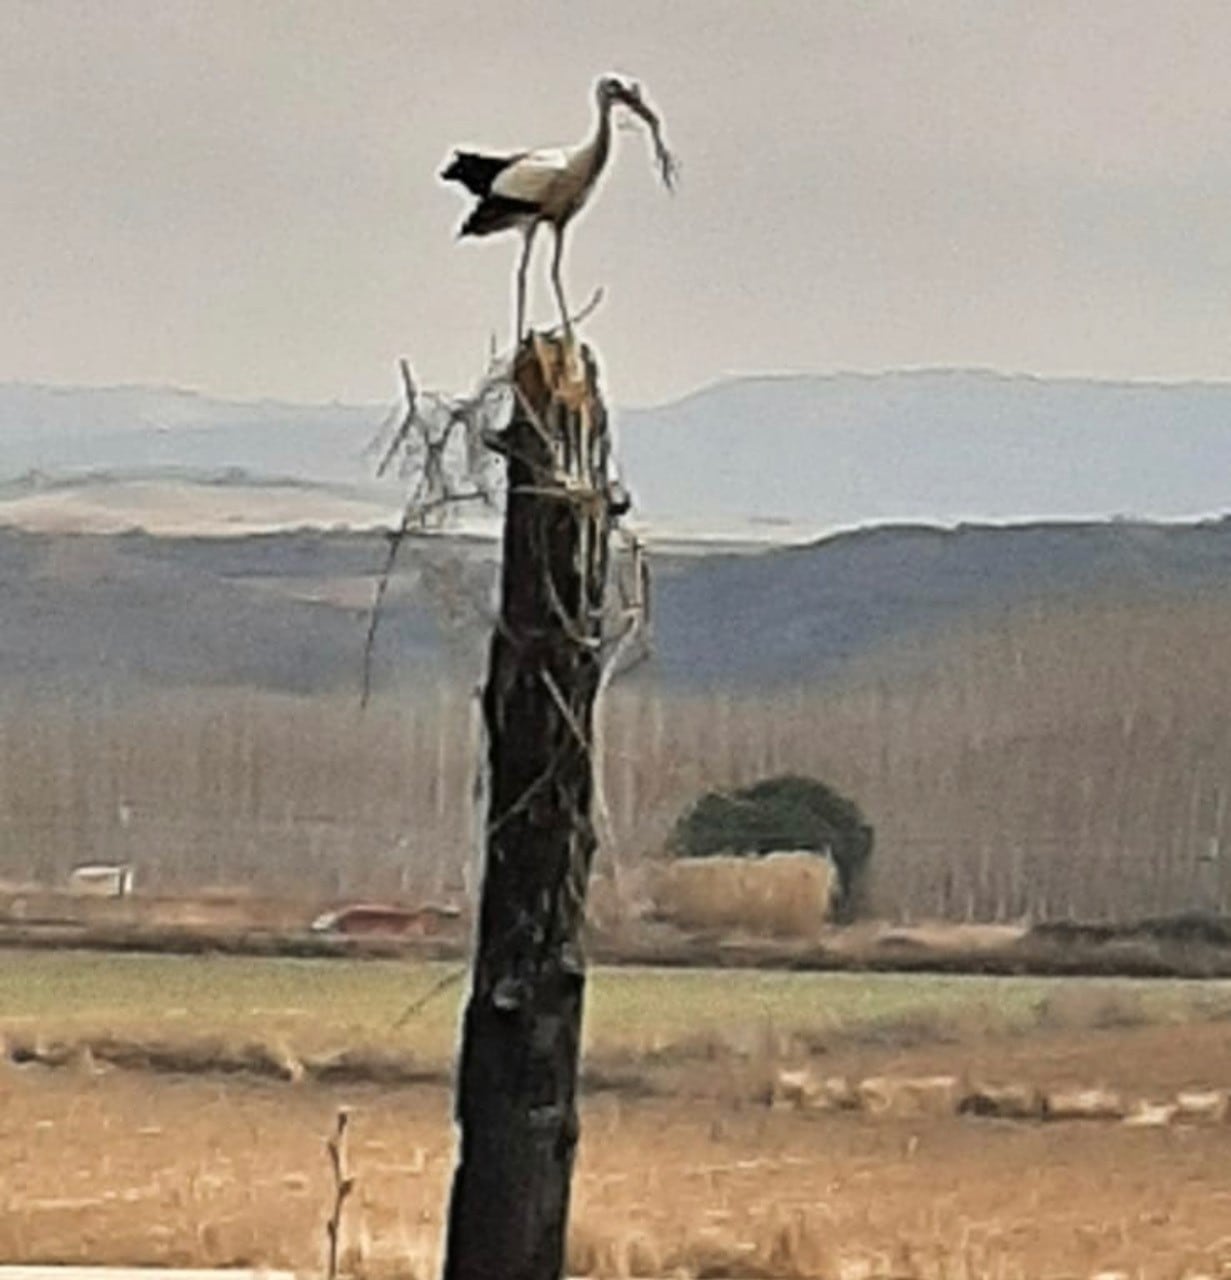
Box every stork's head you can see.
[594,74,679,192]
[596,74,640,110]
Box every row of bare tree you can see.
[1,589,1228,922]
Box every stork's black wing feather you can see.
[440,150,525,197]
[459,195,540,238]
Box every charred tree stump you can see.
[442,334,617,1280]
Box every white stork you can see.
[441,75,677,343]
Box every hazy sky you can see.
[5,1,1231,407]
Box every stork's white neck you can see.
[582,95,615,180]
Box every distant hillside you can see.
[616,369,1231,531]
[6,370,1231,538]
[0,527,479,699]
[646,516,1231,689]
[1,517,1229,700]
[0,383,390,491]
[0,469,402,536]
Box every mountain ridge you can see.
[626,364,1231,415]
[2,514,1228,699]
[5,369,1231,538]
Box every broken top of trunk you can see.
[442,333,622,1280]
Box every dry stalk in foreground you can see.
[324,1106,355,1280]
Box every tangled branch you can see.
[362,334,652,743]
[361,355,510,704]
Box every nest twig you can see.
[617,81,680,191]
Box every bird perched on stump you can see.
[441,75,677,345]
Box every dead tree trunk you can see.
[442,335,617,1280]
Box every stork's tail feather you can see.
[459,194,540,238]
[441,150,522,197]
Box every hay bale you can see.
[1045,1086,1125,1121]
[857,1074,960,1117]
[654,852,836,939]
[957,1082,1048,1120]
[1174,1089,1229,1124]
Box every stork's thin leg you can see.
[550,223,572,344]
[515,221,539,345]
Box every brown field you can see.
[6,1007,1231,1278]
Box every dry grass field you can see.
[5,1027,1231,1278]
[4,952,1231,1276]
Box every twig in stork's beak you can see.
[614,81,679,192]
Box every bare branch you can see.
[361,358,512,703]
[375,359,419,478]
[360,510,413,708]
[544,286,606,338]
[391,965,468,1029]
[540,667,591,755]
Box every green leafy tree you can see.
[669,774,873,919]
